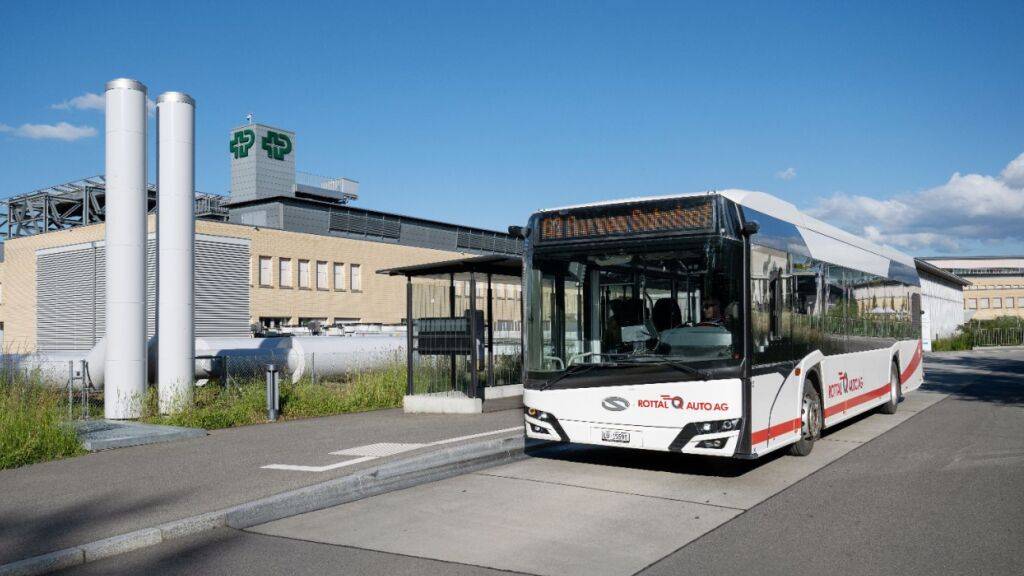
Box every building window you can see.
[980,298,989,309]
[334,263,345,291]
[316,261,328,290]
[967,299,977,309]
[993,297,1002,309]
[350,264,362,291]
[279,258,292,288]
[259,256,273,287]
[1007,297,1015,308]
[298,260,310,289]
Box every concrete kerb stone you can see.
[0,548,84,576]
[0,432,526,576]
[80,529,163,562]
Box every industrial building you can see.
[914,259,970,347]
[924,256,1024,321]
[0,121,521,353]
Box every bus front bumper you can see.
[524,408,743,457]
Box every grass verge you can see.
[0,378,86,470]
[140,362,406,430]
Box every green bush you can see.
[0,377,85,470]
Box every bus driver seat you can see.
[652,298,683,332]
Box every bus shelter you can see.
[378,255,523,413]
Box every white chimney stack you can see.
[104,78,148,419]
[156,92,196,413]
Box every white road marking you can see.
[262,426,524,472]
[262,455,378,473]
[428,427,524,446]
[331,443,428,457]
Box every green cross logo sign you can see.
[261,131,293,161]
[229,129,256,159]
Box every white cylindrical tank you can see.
[104,78,148,419]
[287,336,405,382]
[156,92,196,414]
[194,337,293,379]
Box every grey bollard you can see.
[265,364,280,421]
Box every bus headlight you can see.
[693,418,742,434]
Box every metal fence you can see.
[972,327,1024,348]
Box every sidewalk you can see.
[0,407,524,567]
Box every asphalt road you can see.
[55,349,1024,576]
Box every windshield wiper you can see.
[541,362,617,390]
[618,358,715,381]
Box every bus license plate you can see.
[600,429,631,443]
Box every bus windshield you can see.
[524,235,745,389]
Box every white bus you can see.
[521,191,923,458]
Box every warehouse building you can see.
[914,259,970,348]
[0,122,521,353]
[924,256,1024,321]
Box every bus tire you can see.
[880,361,901,415]
[789,378,822,457]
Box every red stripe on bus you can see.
[900,341,923,385]
[823,382,891,418]
[751,417,802,445]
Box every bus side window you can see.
[769,268,782,340]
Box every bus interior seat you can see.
[653,298,682,332]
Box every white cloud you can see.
[2,122,97,141]
[775,167,797,180]
[53,91,157,116]
[808,152,1024,253]
[52,92,105,111]
[1001,152,1024,189]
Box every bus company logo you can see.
[828,371,864,399]
[261,130,293,161]
[637,394,684,410]
[601,396,629,411]
[637,395,730,411]
[229,129,256,159]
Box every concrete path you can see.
[0,407,523,566]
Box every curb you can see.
[0,432,526,576]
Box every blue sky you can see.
[2,0,1022,255]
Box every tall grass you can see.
[0,375,85,470]
[140,361,407,430]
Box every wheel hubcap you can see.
[801,393,821,439]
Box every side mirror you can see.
[507,225,528,239]
[742,221,760,236]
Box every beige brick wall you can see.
[233,223,469,325]
[0,216,471,352]
[962,276,1024,320]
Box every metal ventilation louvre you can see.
[457,230,525,255]
[36,236,250,352]
[329,210,402,239]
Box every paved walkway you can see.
[0,407,523,566]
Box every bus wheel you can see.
[789,379,822,457]
[880,361,901,415]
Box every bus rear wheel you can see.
[880,361,901,415]
[789,379,822,457]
